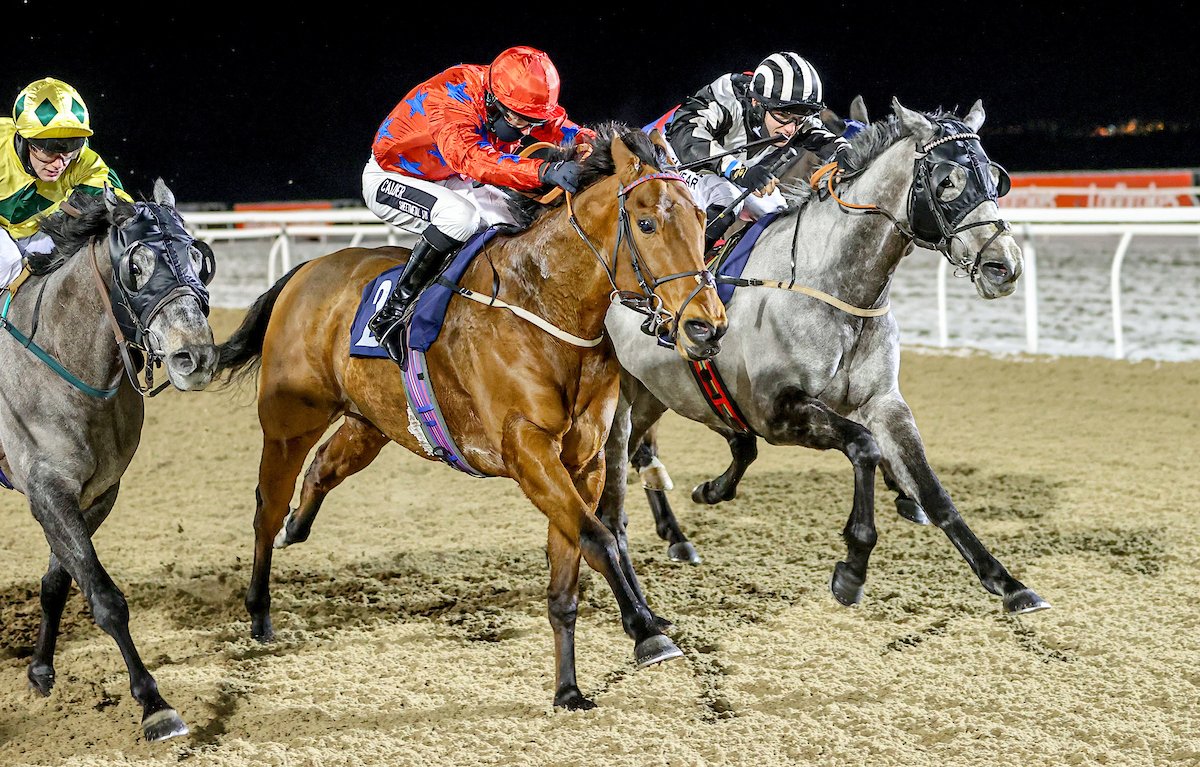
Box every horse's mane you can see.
[779,107,960,210]
[30,195,130,275]
[505,121,669,225]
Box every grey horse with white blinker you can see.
[600,98,1050,616]
[0,179,217,742]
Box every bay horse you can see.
[600,99,1050,615]
[214,124,727,710]
[0,180,218,742]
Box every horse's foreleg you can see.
[691,431,758,506]
[862,397,1050,614]
[626,390,704,564]
[545,523,590,709]
[27,469,187,742]
[278,415,390,549]
[883,464,930,525]
[247,427,329,642]
[27,483,120,696]
[503,418,680,708]
[770,391,881,607]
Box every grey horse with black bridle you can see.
[0,180,217,742]
[600,98,1050,616]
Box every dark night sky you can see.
[10,2,1198,204]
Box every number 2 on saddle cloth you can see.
[348,228,502,477]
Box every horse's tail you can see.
[214,264,305,388]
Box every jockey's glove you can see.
[728,163,775,194]
[539,160,582,194]
[835,148,857,175]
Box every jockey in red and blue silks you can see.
[362,45,595,363]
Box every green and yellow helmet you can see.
[13,77,92,140]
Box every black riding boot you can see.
[704,203,736,254]
[368,227,463,367]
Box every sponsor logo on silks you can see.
[405,90,429,117]
[445,81,471,104]
[377,179,432,221]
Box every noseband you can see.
[567,172,717,348]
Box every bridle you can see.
[89,201,214,395]
[815,118,1012,282]
[565,171,717,348]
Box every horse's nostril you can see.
[168,349,198,375]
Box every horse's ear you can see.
[153,178,176,208]
[892,97,935,141]
[963,99,986,132]
[610,132,642,185]
[820,107,846,135]
[104,184,135,227]
[850,95,869,125]
[647,129,674,167]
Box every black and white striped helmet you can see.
[750,52,824,111]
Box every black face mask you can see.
[488,110,525,143]
[909,120,1011,244]
[108,202,212,346]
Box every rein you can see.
[565,171,716,347]
[0,266,122,399]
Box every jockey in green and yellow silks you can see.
[0,77,131,287]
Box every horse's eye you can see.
[129,262,142,276]
[637,218,657,234]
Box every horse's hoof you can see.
[895,497,930,525]
[668,541,702,564]
[691,482,729,505]
[26,663,54,697]
[142,708,189,742]
[639,458,674,491]
[830,561,865,607]
[553,687,597,711]
[1004,588,1051,615]
[273,510,295,549]
[635,634,684,668]
[250,615,275,643]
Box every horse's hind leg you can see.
[276,414,390,549]
[861,395,1049,614]
[768,390,881,607]
[27,470,187,742]
[247,416,333,642]
[27,483,120,696]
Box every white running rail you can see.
[185,206,1200,360]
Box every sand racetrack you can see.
[2,307,1198,766]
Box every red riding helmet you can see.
[487,46,565,122]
